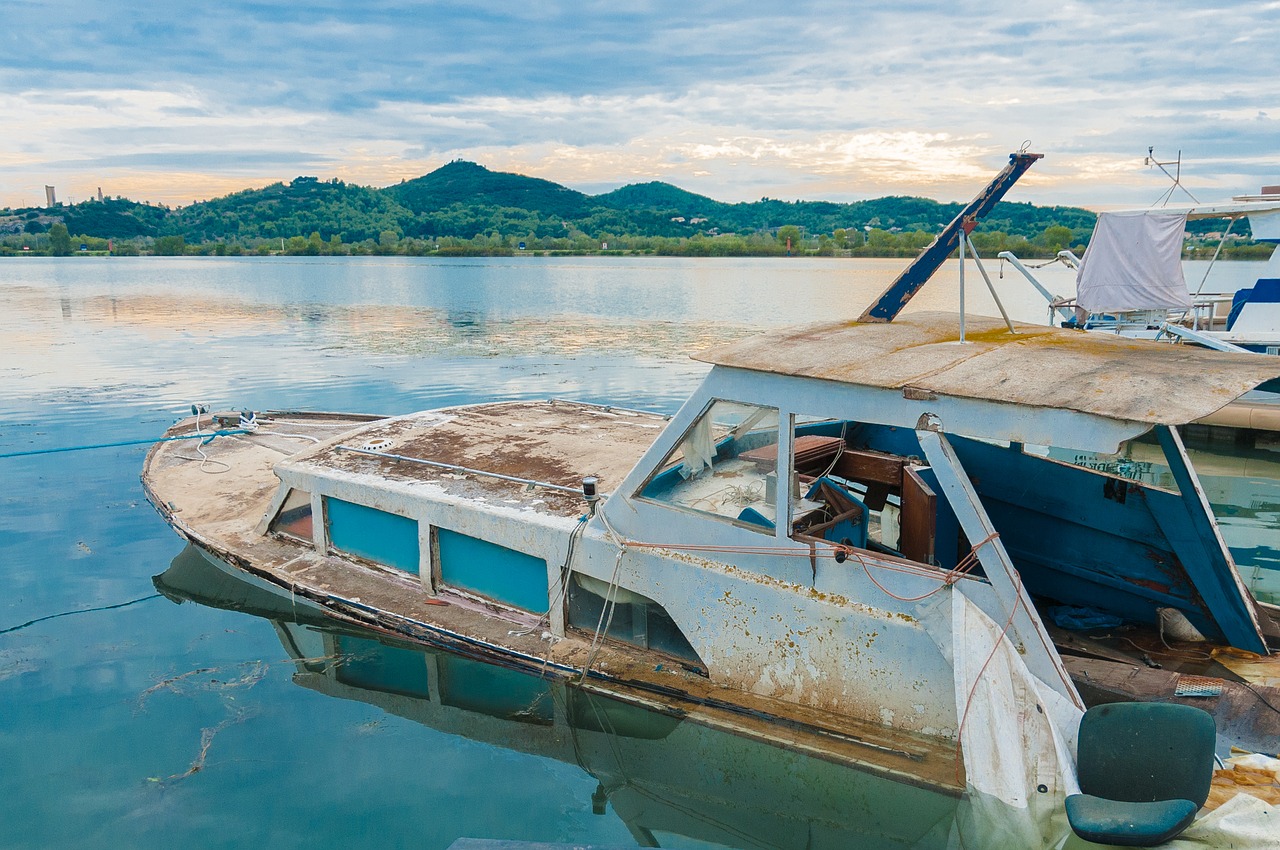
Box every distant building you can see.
[45,186,56,206]
[97,187,104,202]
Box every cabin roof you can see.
[285,400,669,518]
[1110,197,1280,220]
[694,312,1280,427]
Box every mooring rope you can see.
[0,429,251,459]
[0,593,163,635]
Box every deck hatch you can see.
[325,497,421,574]
[436,528,549,613]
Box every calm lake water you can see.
[0,255,1274,849]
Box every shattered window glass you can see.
[636,400,780,533]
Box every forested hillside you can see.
[6,159,1249,259]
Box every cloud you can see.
[3,1,1279,209]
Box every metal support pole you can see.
[1193,216,1238,298]
[965,234,1016,334]
[958,229,966,343]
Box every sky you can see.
[3,0,1278,211]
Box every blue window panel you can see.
[334,634,431,699]
[437,653,553,724]
[326,498,420,574]
[437,528,548,612]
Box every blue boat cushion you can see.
[1228,279,1280,330]
[736,506,776,530]
[1064,794,1198,847]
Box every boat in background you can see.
[1001,186,1280,355]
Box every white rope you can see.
[173,405,231,473]
[253,431,323,444]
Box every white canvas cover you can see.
[1075,211,1192,312]
[922,589,1081,847]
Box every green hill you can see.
[386,161,590,218]
[167,176,410,243]
[2,159,1129,255]
[595,182,725,216]
[60,197,167,238]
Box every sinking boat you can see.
[142,309,1280,812]
[155,543,978,850]
[142,156,1280,844]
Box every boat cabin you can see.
[186,312,1274,738]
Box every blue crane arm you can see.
[857,151,1043,323]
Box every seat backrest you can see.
[1077,702,1216,805]
[1231,278,1280,333]
[1227,287,1253,330]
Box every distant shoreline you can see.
[1,246,1269,261]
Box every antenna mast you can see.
[1145,147,1200,206]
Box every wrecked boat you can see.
[155,543,979,850]
[143,309,1280,830]
[141,152,1280,843]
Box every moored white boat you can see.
[1002,186,1280,355]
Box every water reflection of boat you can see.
[155,545,977,850]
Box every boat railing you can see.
[998,250,1238,335]
[997,251,1079,325]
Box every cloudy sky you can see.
[3,1,1278,211]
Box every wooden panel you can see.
[741,435,842,473]
[901,466,936,565]
[832,449,907,488]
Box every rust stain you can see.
[300,401,667,518]
[1122,575,1174,595]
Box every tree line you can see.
[0,161,1270,259]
